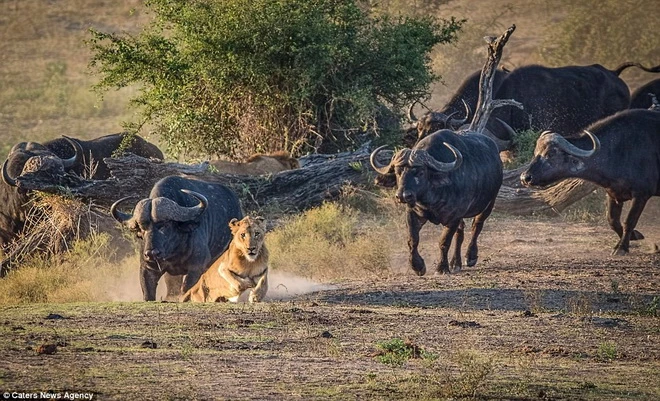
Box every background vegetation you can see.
[87,0,463,158]
[2,0,657,160]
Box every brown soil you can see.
[1,213,658,400]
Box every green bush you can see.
[88,0,463,158]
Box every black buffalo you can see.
[488,62,660,147]
[629,78,660,110]
[0,138,80,250]
[57,132,164,179]
[0,133,163,251]
[405,68,509,146]
[111,176,243,301]
[520,109,660,255]
[371,130,502,275]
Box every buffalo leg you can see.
[466,200,495,267]
[607,195,644,241]
[407,211,427,276]
[140,266,162,301]
[613,196,649,256]
[436,220,461,274]
[182,269,204,293]
[163,273,184,301]
[450,219,465,272]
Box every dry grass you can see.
[0,233,140,304]
[267,202,393,282]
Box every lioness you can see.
[180,216,269,303]
[209,151,299,175]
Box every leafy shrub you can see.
[88,0,464,158]
[503,129,541,169]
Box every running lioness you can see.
[180,216,268,303]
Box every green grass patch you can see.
[374,338,437,367]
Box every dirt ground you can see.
[0,209,658,401]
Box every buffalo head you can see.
[371,138,463,205]
[111,189,208,263]
[405,100,470,145]
[2,137,80,188]
[520,130,600,187]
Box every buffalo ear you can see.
[374,174,396,188]
[177,220,200,233]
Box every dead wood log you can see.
[2,149,598,273]
[13,149,385,214]
[468,25,523,135]
[12,150,597,217]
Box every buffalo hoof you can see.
[450,257,462,272]
[435,262,451,275]
[631,230,645,241]
[466,248,478,267]
[410,254,426,276]
[412,266,426,276]
[612,246,629,256]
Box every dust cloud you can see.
[265,270,337,300]
[103,257,335,302]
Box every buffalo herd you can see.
[1,60,659,300]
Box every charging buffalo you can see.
[111,176,243,301]
[520,109,660,255]
[371,130,502,275]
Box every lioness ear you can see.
[229,218,240,232]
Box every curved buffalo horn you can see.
[110,196,135,223]
[554,130,600,158]
[414,143,463,172]
[1,160,17,187]
[449,99,470,128]
[407,101,419,123]
[370,145,394,175]
[61,135,83,168]
[179,189,208,218]
[443,110,459,122]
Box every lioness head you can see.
[229,216,266,262]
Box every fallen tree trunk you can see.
[13,151,597,216]
[2,150,598,273]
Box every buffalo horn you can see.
[61,135,83,168]
[407,102,418,123]
[370,145,394,175]
[1,160,17,187]
[553,130,600,158]
[181,189,208,213]
[414,143,463,172]
[449,99,470,128]
[110,196,135,223]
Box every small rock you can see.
[320,331,333,338]
[141,340,157,349]
[448,320,481,328]
[36,344,58,355]
[45,313,66,320]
